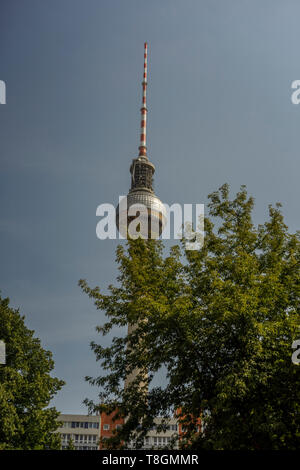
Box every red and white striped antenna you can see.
[138,42,148,157]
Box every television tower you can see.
[115,43,166,390]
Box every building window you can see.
[103,424,110,431]
[115,424,122,430]
[71,421,80,428]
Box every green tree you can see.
[0,296,65,449]
[80,184,300,450]
[66,438,75,450]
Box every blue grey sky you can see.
[0,0,299,413]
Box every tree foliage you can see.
[80,184,300,450]
[66,437,75,450]
[0,296,65,449]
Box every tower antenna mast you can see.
[139,42,148,158]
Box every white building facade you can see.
[56,414,100,450]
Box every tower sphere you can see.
[116,167,167,240]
